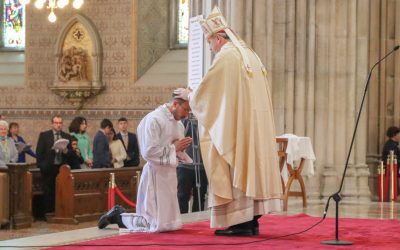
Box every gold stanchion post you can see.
[389,151,394,201]
[379,161,384,202]
[111,173,115,189]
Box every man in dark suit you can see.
[36,115,72,214]
[92,119,113,168]
[116,117,140,167]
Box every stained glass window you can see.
[177,0,188,45]
[3,0,25,49]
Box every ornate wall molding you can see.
[0,109,151,121]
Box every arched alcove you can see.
[51,14,103,107]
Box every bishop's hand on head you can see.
[173,88,191,101]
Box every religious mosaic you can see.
[58,46,89,82]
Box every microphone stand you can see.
[321,45,400,245]
[184,113,205,212]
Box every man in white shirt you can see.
[116,117,140,167]
[98,95,192,232]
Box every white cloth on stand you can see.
[276,134,316,184]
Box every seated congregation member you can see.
[65,136,84,170]
[98,94,192,232]
[382,126,400,175]
[36,115,72,214]
[93,119,113,168]
[0,120,18,167]
[116,117,140,167]
[8,122,36,163]
[69,116,93,168]
[108,127,127,168]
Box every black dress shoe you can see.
[214,227,254,236]
[252,215,261,235]
[98,205,126,229]
[252,226,259,235]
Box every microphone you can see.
[369,45,400,74]
[321,45,400,245]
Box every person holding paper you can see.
[174,7,282,236]
[8,122,36,163]
[98,94,192,232]
[36,115,72,214]
[0,120,18,167]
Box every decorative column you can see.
[354,0,371,202]
[340,0,358,201]
[304,0,319,200]
[320,0,339,199]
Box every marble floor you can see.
[0,199,399,249]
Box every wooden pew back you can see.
[42,165,141,224]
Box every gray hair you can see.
[0,120,9,129]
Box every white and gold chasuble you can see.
[189,42,283,228]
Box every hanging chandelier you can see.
[22,0,84,23]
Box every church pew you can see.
[47,165,142,224]
[0,163,35,229]
[29,168,45,219]
[0,172,10,228]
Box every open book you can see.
[15,142,32,154]
[52,138,70,151]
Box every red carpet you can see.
[50,214,400,249]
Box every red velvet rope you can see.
[114,186,137,207]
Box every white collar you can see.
[158,104,175,121]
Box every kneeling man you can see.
[98,94,192,232]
